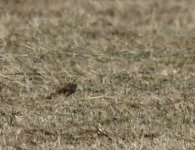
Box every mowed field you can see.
[0,0,195,149]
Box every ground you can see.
[0,0,195,149]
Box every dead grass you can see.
[0,0,195,149]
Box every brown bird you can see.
[47,83,77,99]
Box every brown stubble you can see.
[0,0,195,149]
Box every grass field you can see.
[0,0,195,149]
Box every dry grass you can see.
[0,0,195,149]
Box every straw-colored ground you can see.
[0,0,195,149]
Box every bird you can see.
[47,83,77,99]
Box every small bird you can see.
[47,83,77,99]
